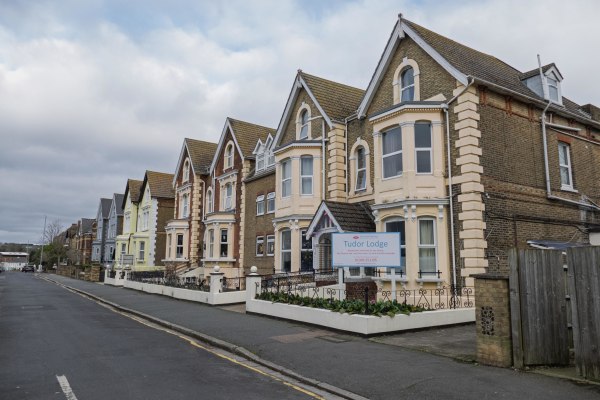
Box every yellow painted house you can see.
[130,171,175,271]
[114,179,143,271]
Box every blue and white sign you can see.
[332,232,401,268]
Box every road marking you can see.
[56,375,78,400]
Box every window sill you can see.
[201,257,236,263]
[416,277,444,285]
[381,174,402,181]
[560,186,578,193]
[374,275,409,283]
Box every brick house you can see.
[270,70,364,274]
[242,133,277,275]
[130,171,174,270]
[274,15,600,290]
[202,118,275,279]
[75,218,94,265]
[164,138,217,278]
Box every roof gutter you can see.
[442,76,474,289]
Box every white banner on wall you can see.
[332,232,401,268]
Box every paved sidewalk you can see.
[45,275,600,400]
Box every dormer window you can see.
[256,153,265,171]
[547,75,559,102]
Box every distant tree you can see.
[40,219,67,271]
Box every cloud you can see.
[0,0,599,243]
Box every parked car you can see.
[21,265,35,272]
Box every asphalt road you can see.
[0,273,333,400]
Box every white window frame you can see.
[138,241,145,262]
[266,235,275,256]
[206,188,213,213]
[183,159,190,182]
[256,195,265,216]
[225,144,234,169]
[256,236,264,257]
[382,127,403,179]
[220,229,228,258]
[208,229,214,259]
[181,193,189,218]
[299,109,309,140]
[415,121,432,174]
[281,159,292,198]
[300,156,313,195]
[355,146,366,191]
[400,67,415,102]
[224,183,233,210]
[281,229,291,272]
[384,218,406,275]
[267,192,275,213]
[256,153,265,172]
[417,217,438,276]
[558,141,574,190]
[168,234,172,259]
[176,234,184,259]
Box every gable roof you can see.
[80,218,95,234]
[173,138,218,185]
[98,198,112,219]
[124,179,143,206]
[209,117,276,173]
[143,171,175,199]
[306,201,375,237]
[358,16,600,127]
[112,193,125,216]
[520,63,563,81]
[273,70,365,147]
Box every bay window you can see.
[300,156,313,195]
[415,122,432,174]
[382,127,403,178]
[418,218,437,276]
[281,159,291,197]
[281,229,291,272]
[384,219,405,275]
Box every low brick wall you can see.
[474,274,512,367]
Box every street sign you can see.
[332,232,401,268]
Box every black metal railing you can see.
[257,281,474,312]
[261,270,338,291]
[222,276,246,291]
[128,270,209,292]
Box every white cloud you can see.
[0,0,599,242]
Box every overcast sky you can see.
[1,0,599,244]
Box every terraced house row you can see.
[67,15,600,290]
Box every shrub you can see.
[256,291,427,317]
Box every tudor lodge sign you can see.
[332,233,401,268]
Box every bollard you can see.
[364,286,369,314]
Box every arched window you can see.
[400,67,415,101]
[225,143,234,168]
[206,188,213,213]
[355,146,366,191]
[299,110,309,139]
[183,159,190,182]
[181,193,189,218]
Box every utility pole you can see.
[39,216,47,272]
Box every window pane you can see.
[415,123,431,147]
[419,220,435,245]
[383,153,402,178]
[356,147,365,169]
[419,248,436,273]
[282,252,291,272]
[401,67,414,87]
[401,86,414,102]
[301,177,312,194]
[301,157,313,175]
[560,166,571,186]
[382,127,401,154]
[283,180,291,197]
[281,230,291,250]
[416,150,432,174]
[549,86,559,101]
[356,170,366,190]
[558,144,568,164]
